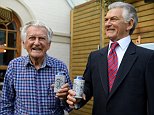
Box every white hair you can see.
[108,2,138,35]
[20,20,53,42]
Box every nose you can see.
[34,38,40,45]
[105,19,112,26]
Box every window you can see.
[0,12,21,82]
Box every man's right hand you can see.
[66,89,77,108]
[66,89,86,109]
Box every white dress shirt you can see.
[108,36,131,68]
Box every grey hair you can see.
[20,20,53,42]
[108,2,138,35]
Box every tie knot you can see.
[110,42,119,50]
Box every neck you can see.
[30,56,45,70]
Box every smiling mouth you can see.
[106,29,116,33]
[106,28,115,31]
[32,47,42,51]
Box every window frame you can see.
[0,12,21,70]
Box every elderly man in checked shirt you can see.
[0,20,72,115]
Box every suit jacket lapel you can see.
[108,42,138,99]
[97,47,109,97]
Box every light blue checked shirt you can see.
[0,54,72,115]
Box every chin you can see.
[30,54,43,58]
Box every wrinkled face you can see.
[105,8,130,41]
[23,26,51,60]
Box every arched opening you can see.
[0,9,21,87]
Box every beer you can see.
[54,71,65,93]
[73,76,85,109]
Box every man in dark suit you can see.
[67,1,154,115]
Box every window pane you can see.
[7,21,16,30]
[0,50,16,65]
[0,30,6,45]
[0,24,6,29]
[0,70,6,83]
[8,32,16,48]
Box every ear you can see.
[47,41,51,50]
[127,18,134,31]
[48,41,51,46]
[22,41,26,49]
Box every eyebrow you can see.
[105,16,119,19]
[27,35,47,37]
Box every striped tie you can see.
[108,42,119,92]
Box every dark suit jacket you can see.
[80,42,154,115]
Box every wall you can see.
[23,0,71,34]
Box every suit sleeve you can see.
[78,52,93,108]
[146,51,154,114]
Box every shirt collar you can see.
[109,36,131,50]
[24,54,53,68]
